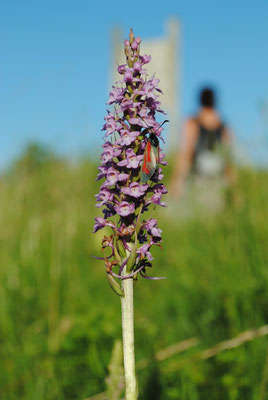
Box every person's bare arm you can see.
[222,125,236,183]
[169,119,199,199]
[222,125,231,146]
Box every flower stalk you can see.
[93,29,167,399]
[121,262,137,399]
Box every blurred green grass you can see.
[1,145,268,399]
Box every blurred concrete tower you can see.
[110,18,181,152]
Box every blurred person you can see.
[169,87,233,213]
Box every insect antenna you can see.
[138,115,169,135]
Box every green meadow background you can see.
[1,144,268,399]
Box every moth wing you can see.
[153,144,159,162]
[141,142,157,183]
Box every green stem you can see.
[135,202,144,236]
[121,265,137,399]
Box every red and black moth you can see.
[141,133,159,183]
[140,120,169,183]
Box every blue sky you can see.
[1,0,268,169]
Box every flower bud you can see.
[129,28,135,44]
[124,70,133,82]
[133,61,141,72]
[131,40,138,50]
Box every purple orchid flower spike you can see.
[93,29,168,290]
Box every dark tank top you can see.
[193,119,225,172]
